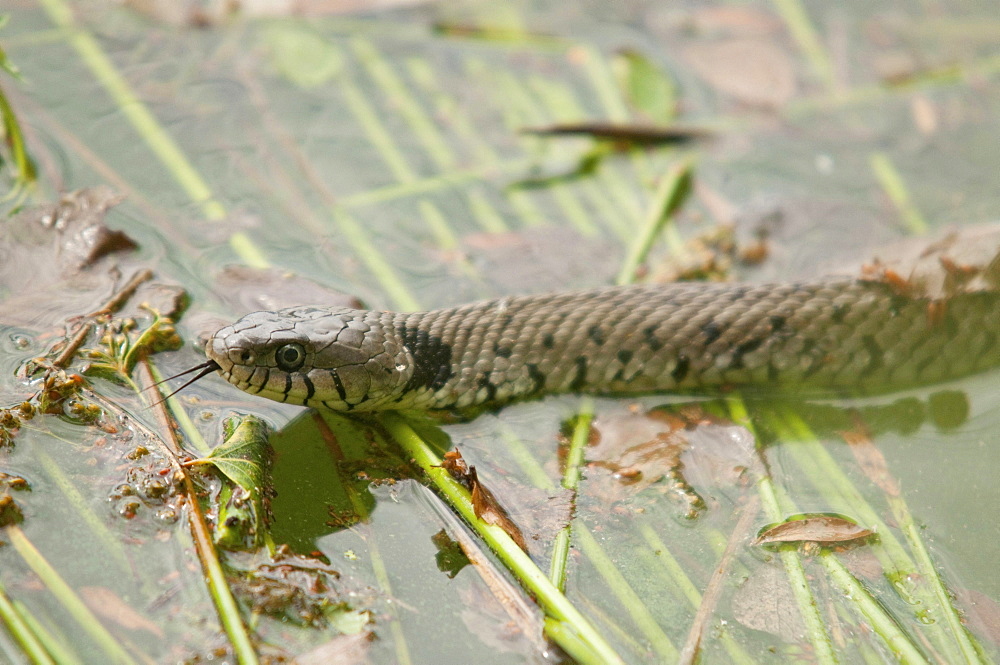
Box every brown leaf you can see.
[461,227,618,295]
[731,563,806,641]
[440,450,529,552]
[681,39,796,109]
[840,421,901,497]
[293,631,373,665]
[79,586,164,638]
[755,515,874,546]
[858,224,1000,301]
[214,265,363,314]
[955,587,1000,646]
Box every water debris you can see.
[755,515,875,546]
[440,449,528,553]
[520,122,711,146]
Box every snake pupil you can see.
[275,342,306,372]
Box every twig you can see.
[51,269,153,369]
[677,494,760,665]
[136,359,260,664]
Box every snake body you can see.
[205,278,1000,411]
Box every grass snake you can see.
[195,278,1000,411]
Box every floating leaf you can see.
[189,415,274,550]
[755,515,874,546]
[612,49,678,121]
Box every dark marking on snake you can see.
[330,368,348,402]
[588,325,607,346]
[478,373,498,402]
[542,333,555,349]
[302,374,315,402]
[643,325,664,352]
[525,363,546,394]
[862,335,884,373]
[830,305,847,324]
[281,373,291,402]
[672,355,690,384]
[493,343,512,359]
[701,322,722,346]
[769,315,786,331]
[730,338,765,370]
[617,349,633,365]
[569,356,588,392]
[728,286,749,301]
[398,322,454,393]
[250,368,269,394]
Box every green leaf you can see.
[191,415,274,551]
[612,49,677,121]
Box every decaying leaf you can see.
[441,450,528,552]
[79,586,164,638]
[187,414,274,550]
[681,39,796,109]
[859,224,1000,301]
[755,515,874,546]
[213,265,363,315]
[585,406,758,516]
[293,631,373,665]
[840,420,901,497]
[731,563,806,641]
[955,587,1000,646]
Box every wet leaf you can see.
[188,415,274,550]
[954,587,1000,646]
[612,49,677,121]
[431,529,470,578]
[521,122,711,146]
[755,515,874,546]
[265,24,343,89]
[294,631,373,665]
[79,586,164,638]
[731,564,806,641]
[840,421,901,497]
[681,39,796,109]
[461,226,618,295]
[0,493,22,526]
[440,450,528,552]
[859,224,1000,300]
[214,265,363,314]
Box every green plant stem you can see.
[7,526,135,664]
[382,412,625,665]
[549,399,592,591]
[615,159,693,285]
[0,580,54,665]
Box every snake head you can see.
[206,307,413,410]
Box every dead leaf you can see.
[731,564,806,641]
[955,587,1000,646]
[214,265,363,314]
[858,224,1000,301]
[840,421,901,497]
[461,227,618,295]
[293,631,373,665]
[586,407,758,513]
[79,586,164,638]
[681,39,796,109]
[440,450,528,552]
[755,515,874,546]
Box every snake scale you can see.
[201,278,1000,411]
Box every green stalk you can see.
[549,400,592,591]
[615,159,693,285]
[382,412,625,665]
[7,526,135,664]
[725,398,838,665]
[821,554,929,665]
[0,580,54,665]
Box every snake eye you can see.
[275,342,306,372]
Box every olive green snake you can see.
[193,278,1000,411]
